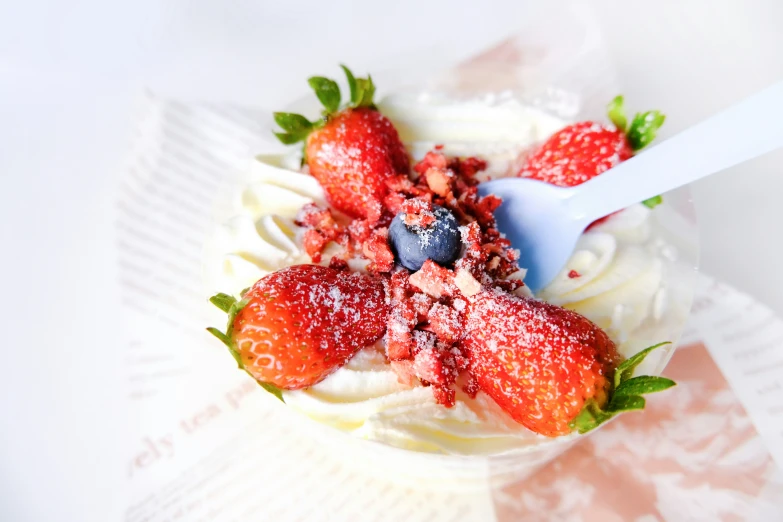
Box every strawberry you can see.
[463,289,675,437]
[273,65,409,219]
[207,264,389,397]
[518,96,665,210]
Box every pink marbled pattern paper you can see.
[493,343,783,521]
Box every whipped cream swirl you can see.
[209,154,325,292]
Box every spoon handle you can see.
[570,81,783,223]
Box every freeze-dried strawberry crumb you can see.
[328,257,349,271]
[383,191,407,215]
[400,197,436,228]
[486,256,501,271]
[301,229,329,263]
[293,148,530,410]
[493,279,525,293]
[412,349,444,384]
[449,156,487,179]
[296,203,346,262]
[411,292,436,322]
[460,221,483,251]
[390,360,416,386]
[365,199,384,226]
[385,174,418,194]
[411,330,437,356]
[432,385,456,408]
[463,192,502,228]
[363,228,395,273]
[413,347,456,386]
[462,374,481,399]
[296,203,333,228]
[451,347,470,373]
[387,336,411,361]
[454,269,482,297]
[425,167,454,197]
[389,267,410,301]
[408,194,434,209]
[427,302,464,343]
[347,218,372,245]
[409,260,457,299]
[386,298,415,360]
[414,150,449,175]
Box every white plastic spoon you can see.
[479,81,783,292]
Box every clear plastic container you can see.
[205,6,700,489]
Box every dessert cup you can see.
[204,5,700,485]
[202,73,699,488]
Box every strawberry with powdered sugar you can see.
[208,265,388,395]
[518,96,666,231]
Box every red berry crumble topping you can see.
[294,149,528,407]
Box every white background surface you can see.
[1,0,782,520]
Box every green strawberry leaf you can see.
[209,293,237,313]
[273,112,313,134]
[272,112,314,145]
[569,409,600,434]
[627,110,666,151]
[340,64,358,105]
[206,326,231,348]
[615,376,676,397]
[274,131,303,145]
[308,77,341,115]
[642,195,664,209]
[606,394,646,413]
[258,381,285,402]
[355,75,376,108]
[340,66,376,110]
[206,327,243,369]
[615,341,671,388]
[607,95,628,132]
[275,66,376,139]
[226,298,248,334]
[569,398,613,434]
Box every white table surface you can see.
[1,0,782,520]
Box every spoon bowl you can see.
[478,179,585,292]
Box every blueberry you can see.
[389,205,461,271]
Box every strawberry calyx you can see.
[641,195,663,209]
[607,95,629,133]
[273,64,376,145]
[607,95,666,152]
[608,95,666,209]
[569,342,675,434]
[340,64,376,110]
[206,290,285,402]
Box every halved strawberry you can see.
[518,96,665,210]
[274,65,410,219]
[207,264,389,397]
[463,289,675,437]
